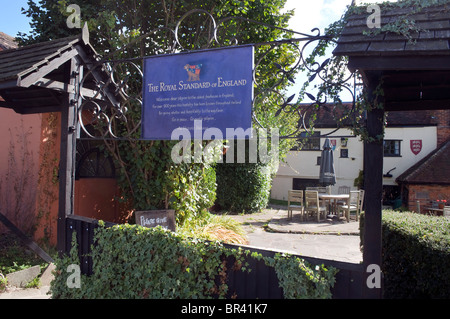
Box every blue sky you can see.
[1,0,396,38]
[0,0,32,36]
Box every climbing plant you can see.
[19,0,300,224]
[50,223,338,299]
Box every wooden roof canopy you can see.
[334,2,450,111]
[0,25,119,114]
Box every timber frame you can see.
[0,3,449,299]
[334,2,450,298]
[0,24,123,254]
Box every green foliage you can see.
[264,253,338,299]
[215,132,279,214]
[18,0,299,222]
[299,0,450,142]
[216,161,273,214]
[0,274,7,293]
[360,0,450,42]
[381,210,450,299]
[0,233,49,275]
[360,210,450,298]
[167,161,217,225]
[50,224,337,299]
[177,211,248,244]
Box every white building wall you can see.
[382,126,437,185]
[271,126,437,201]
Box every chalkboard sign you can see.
[135,210,176,231]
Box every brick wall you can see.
[406,184,450,212]
[436,109,450,146]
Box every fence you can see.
[65,215,364,299]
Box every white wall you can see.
[382,126,437,185]
[271,126,437,201]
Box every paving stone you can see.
[6,265,41,288]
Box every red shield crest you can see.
[410,140,422,155]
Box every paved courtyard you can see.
[228,206,363,264]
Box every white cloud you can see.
[283,0,351,34]
[283,0,399,34]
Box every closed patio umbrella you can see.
[319,138,336,186]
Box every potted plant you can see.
[437,199,447,209]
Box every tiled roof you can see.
[396,139,450,185]
[298,103,446,127]
[0,32,18,51]
[334,3,450,57]
[0,35,80,83]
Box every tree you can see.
[19,0,298,219]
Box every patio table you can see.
[319,194,350,218]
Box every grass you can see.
[178,211,248,244]
[0,232,54,291]
[269,198,288,206]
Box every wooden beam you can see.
[362,71,384,299]
[0,211,54,263]
[385,99,450,111]
[18,49,79,88]
[34,77,106,100]
[349,55,450,72]
[56,58,79,255]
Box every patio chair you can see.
[338,190,360,222]
[338,186,350,194]
[304,190,327,222]
[444,206,450,217]
[307,186,329,194]
[287,190,304,220]
[336,185,351,208]
[357,190,365,221]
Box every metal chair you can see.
[287,190,304,220]
[304,190,327,222]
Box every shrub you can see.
[177,211,248,245]
[215,161,274,214]
[51,224,337,299]
[381,211,450,298]
[361,210,450,298]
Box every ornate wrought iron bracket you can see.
[76,9,359,140]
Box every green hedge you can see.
[362,210,450,298]
[50,223,337,299]
[215,162,273,214]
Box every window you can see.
[293,178,320,190]
[340,148,349,158]
[291,131,321,151]
[384,140,401,157]
[76,140,115,179]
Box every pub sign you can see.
[142,46,254,140]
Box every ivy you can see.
[50,224,337,299]
[264,253,338,299]
[360,0,450,43]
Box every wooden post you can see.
[363,74,384,299]
[56,57,79,254]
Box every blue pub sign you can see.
[142,46,254,140]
